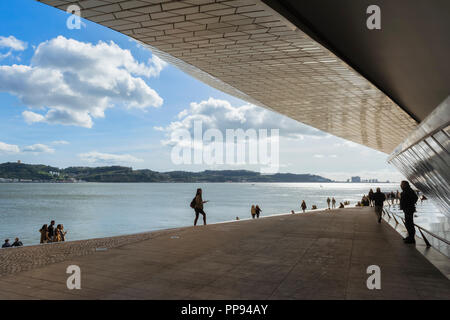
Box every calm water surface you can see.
[0,182,429,245]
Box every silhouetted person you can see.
[326,197,331,210]
[255,205,262,218]
[192,188,208,226]
[339,202,345,208]
[48,220,56,242]
[2,239,11,248]
[373,187,386,223]
[39,224,49,244]
[12,238,23,247]
[331,197,336,209]
[301,200,307,213]
[400,181,418,244]
[361,195,370,206]
[368,189,374,207]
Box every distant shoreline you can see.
[0,181,398,184]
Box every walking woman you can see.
[39,224,49,244]
[54,224,67,242]
[251,205,256,219]
[193,188,208,226]
[60,224,67,241]
[301,200,307,213]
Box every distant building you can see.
[351,176,361,183]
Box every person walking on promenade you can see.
[400,181,418,244]
[39,224,49,244]
[327,197,331,210]
[390,191,396,205]
[48,220,56,242]
[192,188,208,226]
[2,239,11,248]
[54,224,63,242]
[12,238,23,247]
[301,200,307,213]
[331,197,336,209]
[60,225,67,241]
[255,205,262,218]
[396,190,400,205]
[251,205,256,219]
[56,225,67,242]
[373,188,386,223]
[368,189,374,207]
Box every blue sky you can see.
[0,0,403,181]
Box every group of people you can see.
[2,237,23,248]
[301,198,344,213]
[326,197,337,209]
[189,188,351,226]
[39,220,67,243]
[250,205,262,219]
[1,220,68,249]
[369,181,419,244]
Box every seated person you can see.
[2,239,11,248]
[12,238,23,247]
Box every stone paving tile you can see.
[0,207,449,300]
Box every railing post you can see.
[418,228,432,248]
[392,213,399,225]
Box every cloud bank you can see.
[78,151,143,165]
[159,97,325,146]
[0,36,166,128]
[0,141,54,154]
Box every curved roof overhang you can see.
[35,0,448,154]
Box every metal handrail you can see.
[383,207,450,248]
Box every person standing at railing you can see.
[400,181,418,244]
[373,188,386,223]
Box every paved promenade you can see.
[0,207,449,300]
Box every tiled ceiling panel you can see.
[37,0,418,153]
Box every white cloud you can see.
[334,141,358,148]
[160,97,326,146]
[78,151,144,165]
[313,154,324,158]
[0,52,12,60]
[22,110,45,124]
[0,141,20,154]
[0,36,165,128]
[52,140,70,145]
[22,144,55,154]
[0,36,27,51]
